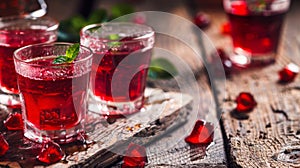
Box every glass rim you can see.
[14,42,93,66]
[0,15,59,32]
[223,0,291,15]
[80,22,155,43]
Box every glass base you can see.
[230,48,276,68]
[0,92,21,109]
[24,121,85,144]
[89,95,144,117]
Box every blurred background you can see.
[45,0,222,21]
[0,0,224,42]
[1,0,298,67]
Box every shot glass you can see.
[14,43,93,144]
[80,22,155,117]
[0,16,58,106]
[223,0,290,67]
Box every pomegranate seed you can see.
[194,12,210,29]
[37,141,64,164]
[185,120,214,145]
[4,112,24,131]
[0,134,9,156]
[221,22,231,35]
[278,63,299,83]
[122,143,147,168]
[235,92,257,112]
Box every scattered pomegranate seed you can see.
[185,120,214,145]
[0,134,9,156]
[4,112,24,131]
[194,12,210,29]
[37,141,64,164]
[221,22,231,35]
[122,143,147,168]
[235,92,257,112]
[278,63,299,83]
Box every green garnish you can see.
[247,0,272,13]
[111,3,134,19]
[148,58,178,79]
[108,34,121,48]
[109,34,120,40]
[53,43,80,64]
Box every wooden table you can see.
[120,0,300,167]
[1,0,300,167]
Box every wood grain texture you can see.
[145,76,226,168]
[202,2,300,168]
[0,1,231,167]
[138,2,227,166]
[0,88,193,168]
[122,1,227,166]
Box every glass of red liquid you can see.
[14,43,93,144]
[80,22,155,117]
[223,0,290,67]
[0,16,58,106]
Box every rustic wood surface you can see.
[0,88,193,167]
[2,0,299,167]
[0,1,229,166]
[200,1,300,168]
[0,6,228,167]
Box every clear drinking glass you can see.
[0,0,47,17]
[0,16,58,106]
[80,22,155,117]
[14,42,93,144]
[223,0,290,67]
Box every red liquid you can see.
[17,57,89,131]
[91,44,152,102]
[228,13,285,56]
[0,29,55,94]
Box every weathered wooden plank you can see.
[202,1,300,167]
[0,1,228,167]
[0,88,192,167]
[135,3,227,166]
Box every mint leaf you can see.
[53,55,68,64]
[148,58,178,79]
[108,41,121,48]
[66,43,80,60]
[109,34,120,40]
[108,34,121,48]
[53,43,80,64]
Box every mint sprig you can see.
[53,43,80,64]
